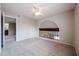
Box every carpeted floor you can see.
[0,38,77,56]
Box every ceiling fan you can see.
[32,5,43,16]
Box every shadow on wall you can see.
[39,20,60,40]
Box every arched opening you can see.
[39,20,60,40]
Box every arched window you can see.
[39,20,60,40]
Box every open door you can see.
[1,13,4,48]
[4,16,16,45]
[0,10,1,52]
[1,12,6,48]
[1,13,16,48]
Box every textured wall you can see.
[8,23,16,36]
[40,20,58,28]
[16,16,37,41]
[74,4,79,55]
[37,10,74,45]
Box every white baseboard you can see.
[16,37,73,46]
[38,37,73,46]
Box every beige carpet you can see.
[0,38,77,56]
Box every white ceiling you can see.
[5,17,16,23]
[1,3,75,20]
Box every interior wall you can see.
[37,10,74,45]
[40,20,58,28]
[8,23,16,36]
[74,4,79,55]
[5,17,16,37]
[0,9,1,52]
[16,16,37,41]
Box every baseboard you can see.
[16,37,73,46]
[38,37,73,46]
[16,37,36,42]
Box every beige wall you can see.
[0,10,1,52]
[16,16,37,41]
[74,4,79,55]
[8,23,16,36]
[40,20,58,28]
[37,10,74,45]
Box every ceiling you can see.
[5,17,16,23]
[1,3,75,20]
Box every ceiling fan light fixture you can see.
[34,11,42,16]
[33,6,42,16]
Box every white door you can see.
[1,12,5,48]
[0,9,1,52]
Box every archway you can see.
[39,20,60,40]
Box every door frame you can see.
[1,12,5,48]
[2,13,17,48]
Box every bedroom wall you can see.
[74,4,79,55]
[8,23,16,36]
[5,17,16,36]
[16,16,37,41]
[40,20,58,28]
[37,10,74,45]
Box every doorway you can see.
[1,13,3,48]
[4,16,16,47]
